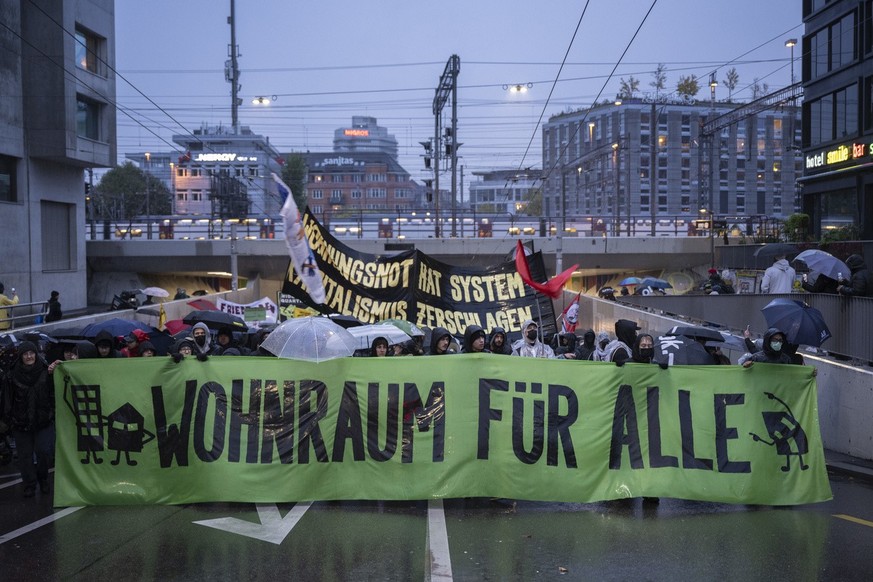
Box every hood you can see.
[762,327,785,357]
[615,319,640,347]
[631,334,654,362]
[139,340,156,354]
[463,325,486,352]
[429,327,452,354]
[522,318,538,344]
[95,329,116,348]
[846,254,866,272]
[581,329,595,348]
[369,336,388,356]
[772,258,791,271]
[489,326,506,346]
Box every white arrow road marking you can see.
[426,499,453,581]
[193,502,311,545]
[0,507,83,545]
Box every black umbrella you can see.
[653,335,717,366]
[82,318,160,339]
[666,325,723,342]
[326,313,365,328]
[761,298,831,347]
[639,277,673,290]
[753,243,797,258]
[183,310,247,330]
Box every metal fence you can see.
[616,293,872,362]
[0,300,49,330]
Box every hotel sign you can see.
[805,141,869,173]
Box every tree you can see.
[522,186,543,216]
[723,67,739,102]
[618,76,640,99]
[751,78,769,99]
[93,162,172,226]
[281,153,308,211]
[650,64,667,97]
[676,75,700,100]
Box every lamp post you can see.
[785,39,798,85]
[144,152,152,239]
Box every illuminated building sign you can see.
[344,129,370,137]
[805,141,871,172]
[322,156,356,166]
[194,153,260,163]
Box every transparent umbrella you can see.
[261,316,358,362]
[347,324,411,351]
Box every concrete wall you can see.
[572,292,873,461]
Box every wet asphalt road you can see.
[1,469,872,581]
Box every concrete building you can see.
[333,116,399,158]
[298,152,422,222]
[542,97,802,235]
[468,169,542,216]
[799,0,873,239]
[127,123,284,218]
[0,0,116,312]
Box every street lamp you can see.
[144,152,152,239]
[252,95,277,105]
[785,39,798,85]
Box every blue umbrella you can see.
[82,318,160,339]
[618,276,642,286]
[761,298,831,347]
[639,277,673,290]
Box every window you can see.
[177,192,188,202]
[807,84,858,145]
[311,189,323,199]
[0,155,18,202]
[808,11,856,80]
[75,28,101,75]
[76,97,100,140]
[191,190,202,201]
[41,201,73,271]
[332,174,343,183]
[351,190,362,199]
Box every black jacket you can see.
[462,325,489,354]
[488,327,512,355]
[748,328,792,364]
[838,254,871,297]
[429,327,454,355]
[2,355,54,432]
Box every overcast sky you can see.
[114,0,803,188]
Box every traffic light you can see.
[84,182,91,195]
[425,179,433,203]
[420,140,432,169]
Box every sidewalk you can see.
[826,449,873,482]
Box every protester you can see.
[94,330,121,358]
[47,340,79,374]
[45,291,62,323]
[802,272,839,294]
[511,319,555,358]
[460,325,489,354]
[620,286,630,296]
[120,330,149,358]
[551,331,577,358]
[1,341,54,497]
[0,282,20,331]
[761,254,796,293]
[190,322,213,359]
[598,287,617,301]
[836,254,871,297]
[592,331,612,361]
[170,337,196,362]
[741,328,793,366]
[570,329,597,360]
[370,337,389,357]
[488,327,512,355]
[604,319,640,364]
[214,326,249,356]
[428,327,455,355]
[139,341,157,357]
[630,334,655,363]
[174,287,189,300]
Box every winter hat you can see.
[17,341,38,358]
[51,290,59,298]
[708,268,718,275]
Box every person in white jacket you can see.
[761,255,796,293]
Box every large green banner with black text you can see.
[54,356,832,506]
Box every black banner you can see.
[281,210,556,339]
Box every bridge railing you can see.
[615,293,872,363]
[0,300,49,330]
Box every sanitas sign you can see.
[805,141,869,172]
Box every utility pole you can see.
[650,100,657,236]
[432,55,460,239]
[228,0,241,133]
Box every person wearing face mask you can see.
[742,328,792,367]
[603,319,640,364]
[630,334,655,363]
[511,319,555,358]
[190,322,214,359]
[569,329,597,360]
[592,331,612,361]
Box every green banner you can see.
[54,357,832,506]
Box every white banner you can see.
[216,296,278,325]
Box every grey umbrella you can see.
[793,249,850,281]
[753,243,797,258]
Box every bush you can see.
[784,213,810,242]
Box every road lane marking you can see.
[193,502,311,545]
[0,468,55,491]
[427,499,453,581]
[0,507,83,545]
[834,514,873,528]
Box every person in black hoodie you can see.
[606,319,640,364]
[462,325,489,354]
[94,330,121,358]
[837,254,871,297]
[630,334,655,363]
[742,328,793,367]
[572,329,597,360]
[428,327,455,355]
[1,341,54,497]
[488,327,512,355]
